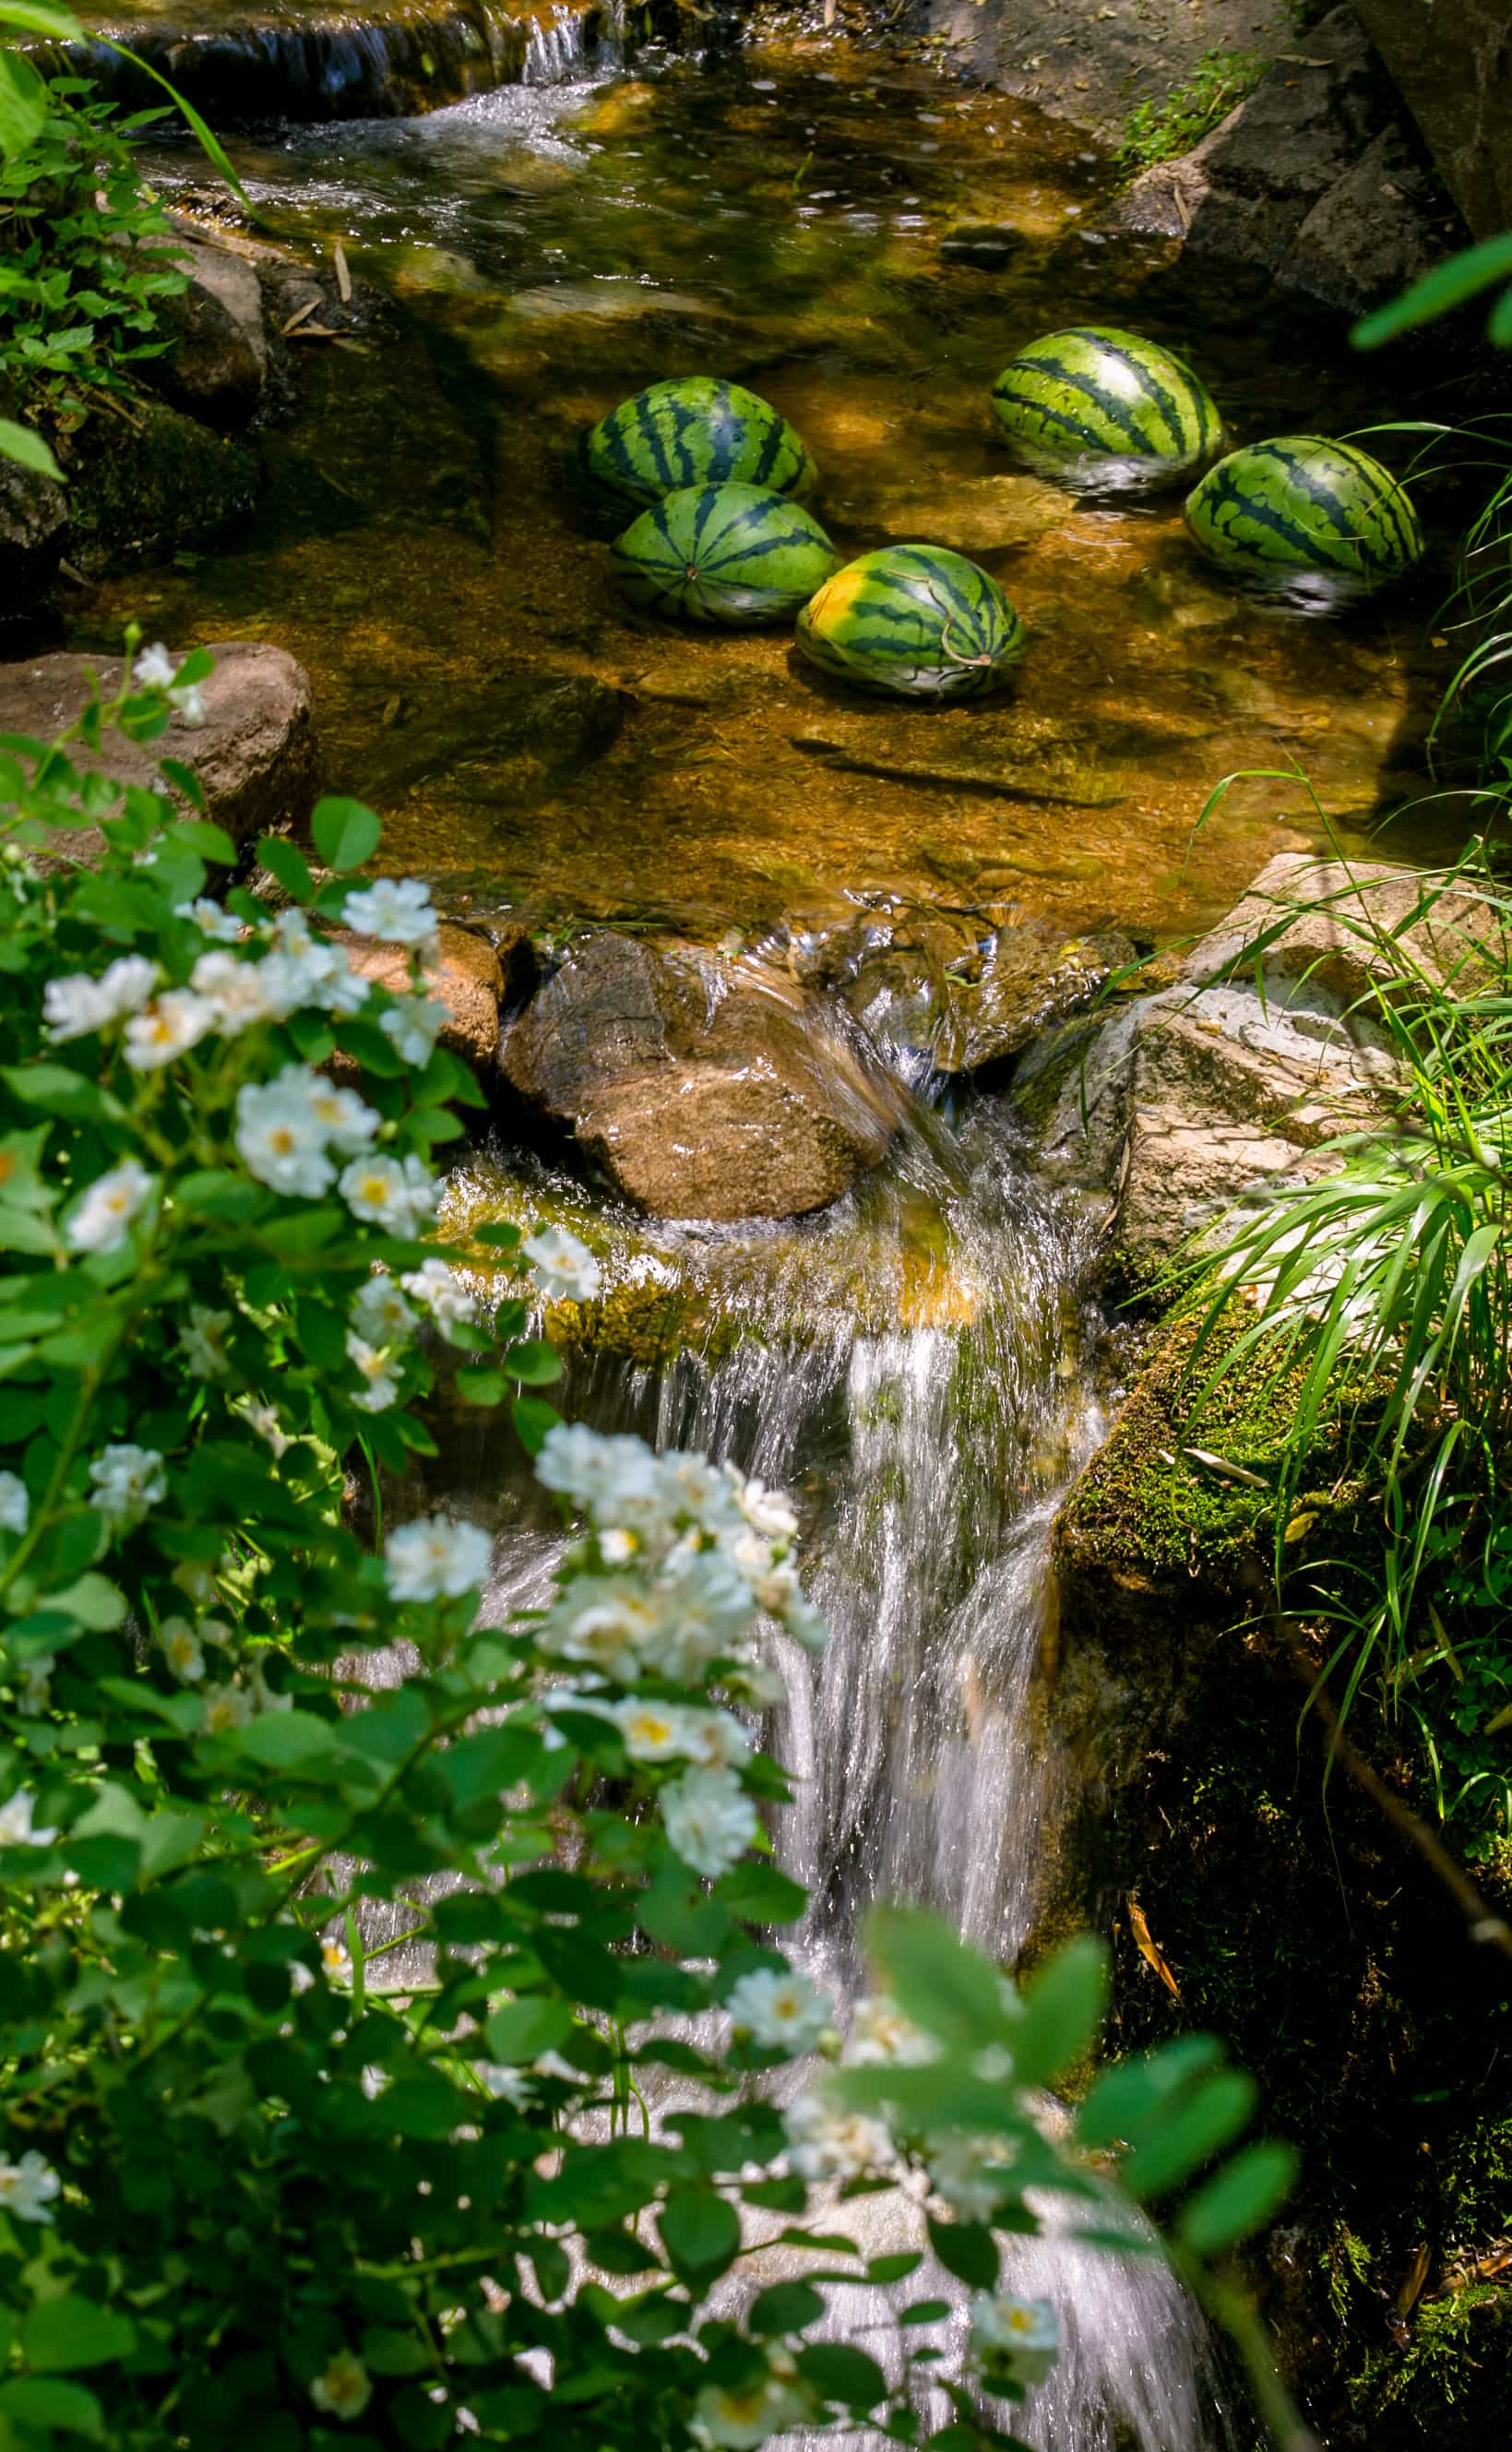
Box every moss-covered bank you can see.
[1047,1317,1512,2444]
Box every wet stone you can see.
[55,395,260,576]
[0,456,68,604]
[146,238,268,429]
[332,922,505,1080]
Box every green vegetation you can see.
[1114,48,1268,178]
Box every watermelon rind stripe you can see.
[1064,327,1193,455]
[1006,350,1154,452]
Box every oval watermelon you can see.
[611,482,841,626]
[795,545,1025,701]
[575,377,816,520]
[991,326,1220,485]
[1184,435,1424,584]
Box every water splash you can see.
[522,0,593,82]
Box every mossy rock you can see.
[57,394,260,575]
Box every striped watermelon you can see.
[611,482,841,626]
[991,326,1220,484]
[1184,436,1424,584]
[574,377,816,522]
[795,545,1025,701]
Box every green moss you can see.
[545,1277,743,1370]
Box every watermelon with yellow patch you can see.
[574,377,816,525]
[795,545,1025,701]
[611,482,841,625]
[991,325,1220,485]
[1184,435,1424,584]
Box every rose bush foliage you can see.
[0,653,1298,2452]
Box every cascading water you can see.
[422,1038,1241,2452]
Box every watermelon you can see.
[1184,435,1424,584]
[991,326,1220,484]
[611,482,841,626]
[795,545,1025,701]
[574,377,816,521]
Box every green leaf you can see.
[508,1339,563,1387]
[1076,2038,1225,2153]
[232,1710,353,1772]
[47,1573,127,1631]
[748,2279,825,2336]
[0,1,84,35]
[1176,2140,1298,2255]
[0,415,63,483]
[1009,1935,1109,2087]
[1351,232,1512,349]
[513,1395,559,1455]
[456,1367,508,1408]
[312,796,383,871]
[470,1221,522,1250]
[925,2215,998,2290]
[715,1860,808,1923]
[166,817,238,863]
[2,1063,121,1123]
[483,1995,572,2065]
[0,49,46,163]
[795,2343,888,2409]
[20,2295,137,2373]
[256,835,314,904]
[659,2189,741,2281]
[864,1904,1014,2052]
[0,2379,104,2438]
[1121,2070,1257,2202]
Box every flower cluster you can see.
[970,2291,1060,2391]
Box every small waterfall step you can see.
[40,0,620,125]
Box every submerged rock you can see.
[148,239,269,429]
[500,932,901,1220]
[0,640,317,858]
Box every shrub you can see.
[1114,50,1268,179]
[0,649,1300,2449]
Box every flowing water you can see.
[77,18,1459,2437]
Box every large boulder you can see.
[54,395,259,574]
[0,640,318,859]
[501,933,902,1220]
[1354,0,1512,240]
[0,456,67,605]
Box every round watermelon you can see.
[990,326,1220,484]
[795,545,1025,701]
[574,377,816,520]
[611,482,841,626]
[1184,435,1424,584]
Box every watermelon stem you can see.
[926,584,991,668]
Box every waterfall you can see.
[522,1,596,84]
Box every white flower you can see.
[482,2064,535,2109]
[235,1069,335,1199]
[542,1577,669,1683]
[351,1276,417,1347]
[321,1937,352,1982]
[179,1304,232,1379]
[678,1706,751,1769]
[123,989,215,1071]
[399,1257,474,1337]
[346,1331,399,1412]
[611,1695,690,1762]
[379,994,447,1065]
[523,1224,602,1303]
[657,1450,743,1531]
[928,2133,1019,2225]
[133,640,176,690]
[238,1398,292,1458]
[16,1658,51,1717]
[289,1958,315,1995]
[191,949,287,1035]
[88,1443,166,1532]
[201,1680,252,1735]
[691,2369,811,2450]
[305,1077,380,1155]
[170,680,207,728]
[726,1968,832,2054]
[0,1790,56,1849]
[0,2149,61,2225]
[44,954,160,1042]
[360,2065,390,2101]
[783,1591,829,1656]
[159,1616,206,1683]
[970,2292,1059,2390]
[727,1657,788,1710]
[0,1471,28,1535]
[173,1558,219,1608]
[177,896,242,943]
[661,1764,757,1881]
[342,876,438,946]
[537,1423,660,1519]
[783,2089,892,2184]
[650,1547,754,1682]
[846,1994,935,2068]
[289,937,369,1018]
[310,2351,372,2421]
[65,1158,155,1255]
[732,1470,799,1543]
[385,1513,492,1603]
[339,1152,435,1236]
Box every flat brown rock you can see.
[0,640,318,861]
[579,1059,875,1222]
[333,922,504,1077]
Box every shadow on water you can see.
[77,20,1460,949]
